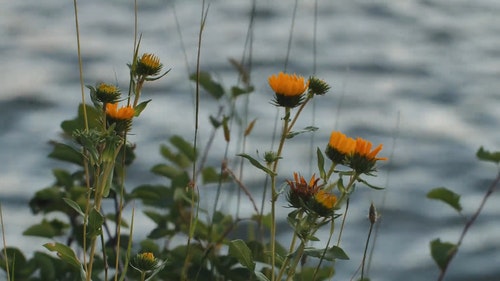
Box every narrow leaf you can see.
[170,135,196,162]
[244,119,257,137]
[229,239,255,270]
[134,99,152,117]
[254,271,270,281]
[286,126,319,139]
[237,153,276,176]
[189,71,225,99]
[63,198,85,217]
[357,177,385,190]
[304,246,350,261]
[317,147,326,180]
[427,187,462,212]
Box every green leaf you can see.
[52,169,74,189]
[170,135,197,162]
[430,239,456,271]
[33,252,56,280]
[202,166,228,184]
[87,208,104,238]
[286,126,319,139]
[131,184,172,208]
[237,153,276,176]
[23,219,67,238]
[427,187,462,212]
[254,271,270,281]
[476,146,500,164]
[159,144,191,168]
[231,85,254,98]
[143,210,165,225]
[48,143,83,166]
[304,246,350,261]
[229,239,255,271]
[357,177,385,190]
[189,71,225,99]
[134,99,152,117]
[317,147,326,180]
[151,164,183,179]
[63,198,85,217]
[44,242,81,269]
[60,104,101,135]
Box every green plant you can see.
[427,147,500,281]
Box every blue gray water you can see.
[1,1,500,280]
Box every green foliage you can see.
[427,187,462,212]
[229,239,256,270]
[476,146,500,164]
[286,126,318,139]
[430,239,456,271]
[304,246,350,261]
[48,143,84,166]
[43,243,82,270]
[190,71,225,100]
[237,153,276,176]
[23,219,68,238]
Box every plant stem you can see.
[276,211,303,281]
[361,220,374,280]
[0,204,10,281]
[270,108,291,280]
[285,241,306,281]
[437,170,500,281]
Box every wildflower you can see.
[130,252,160,272]
[308,76,330,96]
[268,72,308,108]
[136,53,163,77]
[349,137,387,174]
[106,103,134,120]
[286,172,320,209]
[94,83,121,104]
[310,190,337,217]
[325,131,356,165]
[106,103,134,133]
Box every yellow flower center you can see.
[97,83,119,95]
[268,72,308,97]
[139,252,155,262]
[139,53,161,69]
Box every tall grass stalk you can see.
[0,204,10,281]
[182,1,209,280]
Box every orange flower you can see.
[105,103,135,120]
[268,72,308,107]
[354,138,387,161]
[325,131,356,164]
[286,172,320,208]
[314,190,337,210]
[349,137,387,174]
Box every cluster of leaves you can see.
[427,147,500,280]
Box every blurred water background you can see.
[1,0,500,280]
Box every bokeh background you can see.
[1,1,500,280]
